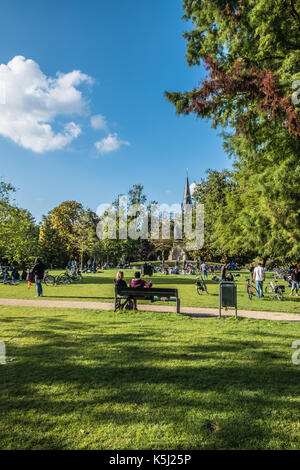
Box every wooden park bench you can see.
[114,287,180,313]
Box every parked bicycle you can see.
[56,271,83,285]
[115,297,136,311]
[265,281,285,301]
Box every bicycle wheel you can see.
[122,299,135,310]
[44,275,56,286]
[203,281,208,294]
[56,274,69,285]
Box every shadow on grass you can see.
[1,314,300,450]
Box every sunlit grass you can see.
[0,306,299,449]
[0,269,299,314]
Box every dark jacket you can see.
[114,279,127,290]
[32,261,46,280]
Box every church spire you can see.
[182,169,192,207]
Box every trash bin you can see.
[219,281,237,318]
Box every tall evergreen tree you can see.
[165,0,300,263]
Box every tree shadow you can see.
[1,314,300,450]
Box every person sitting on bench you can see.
[130,272,152,308]
[114,271,128,289]
[130,271,152,289]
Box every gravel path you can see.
[0,298,299,321]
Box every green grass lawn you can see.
[0,306,299,449]
[0,269,299,314]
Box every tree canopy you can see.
[165,0,300,264]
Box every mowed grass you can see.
[0,306,300,450]
[0,269,299,314]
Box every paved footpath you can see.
[0,298,299,321]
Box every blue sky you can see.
[0,0,231,221]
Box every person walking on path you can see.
[31,258,46,298]
[253,262,265,298]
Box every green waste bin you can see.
[219,282,237,318]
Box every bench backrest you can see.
[115,287,178,298]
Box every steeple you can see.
[182,169,192,207]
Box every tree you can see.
[0,181,39,265]
[165,0,300,263]
[38,215,68,267]
[191,169,238,260]
[165,0,300,136]
[49,201,86,260]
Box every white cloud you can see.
[91,114,108,131]
[190,182,199,195]
[95,133,130,155]
[0,56,93,153]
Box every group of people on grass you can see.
[2,257,299,302]
[0,259,47,297]
[249,263,300,298]
[158,262,196,276]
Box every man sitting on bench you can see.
[130,271,152,289]
[130,271,152,309]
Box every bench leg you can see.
[176,299,180,314]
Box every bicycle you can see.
[195,276,208,295]
[56,271,83,285]
[69,271,83,282]
[265,281,285,301]
[43,272,56,286]
[114,294,137,311]
[246,278,259,300]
